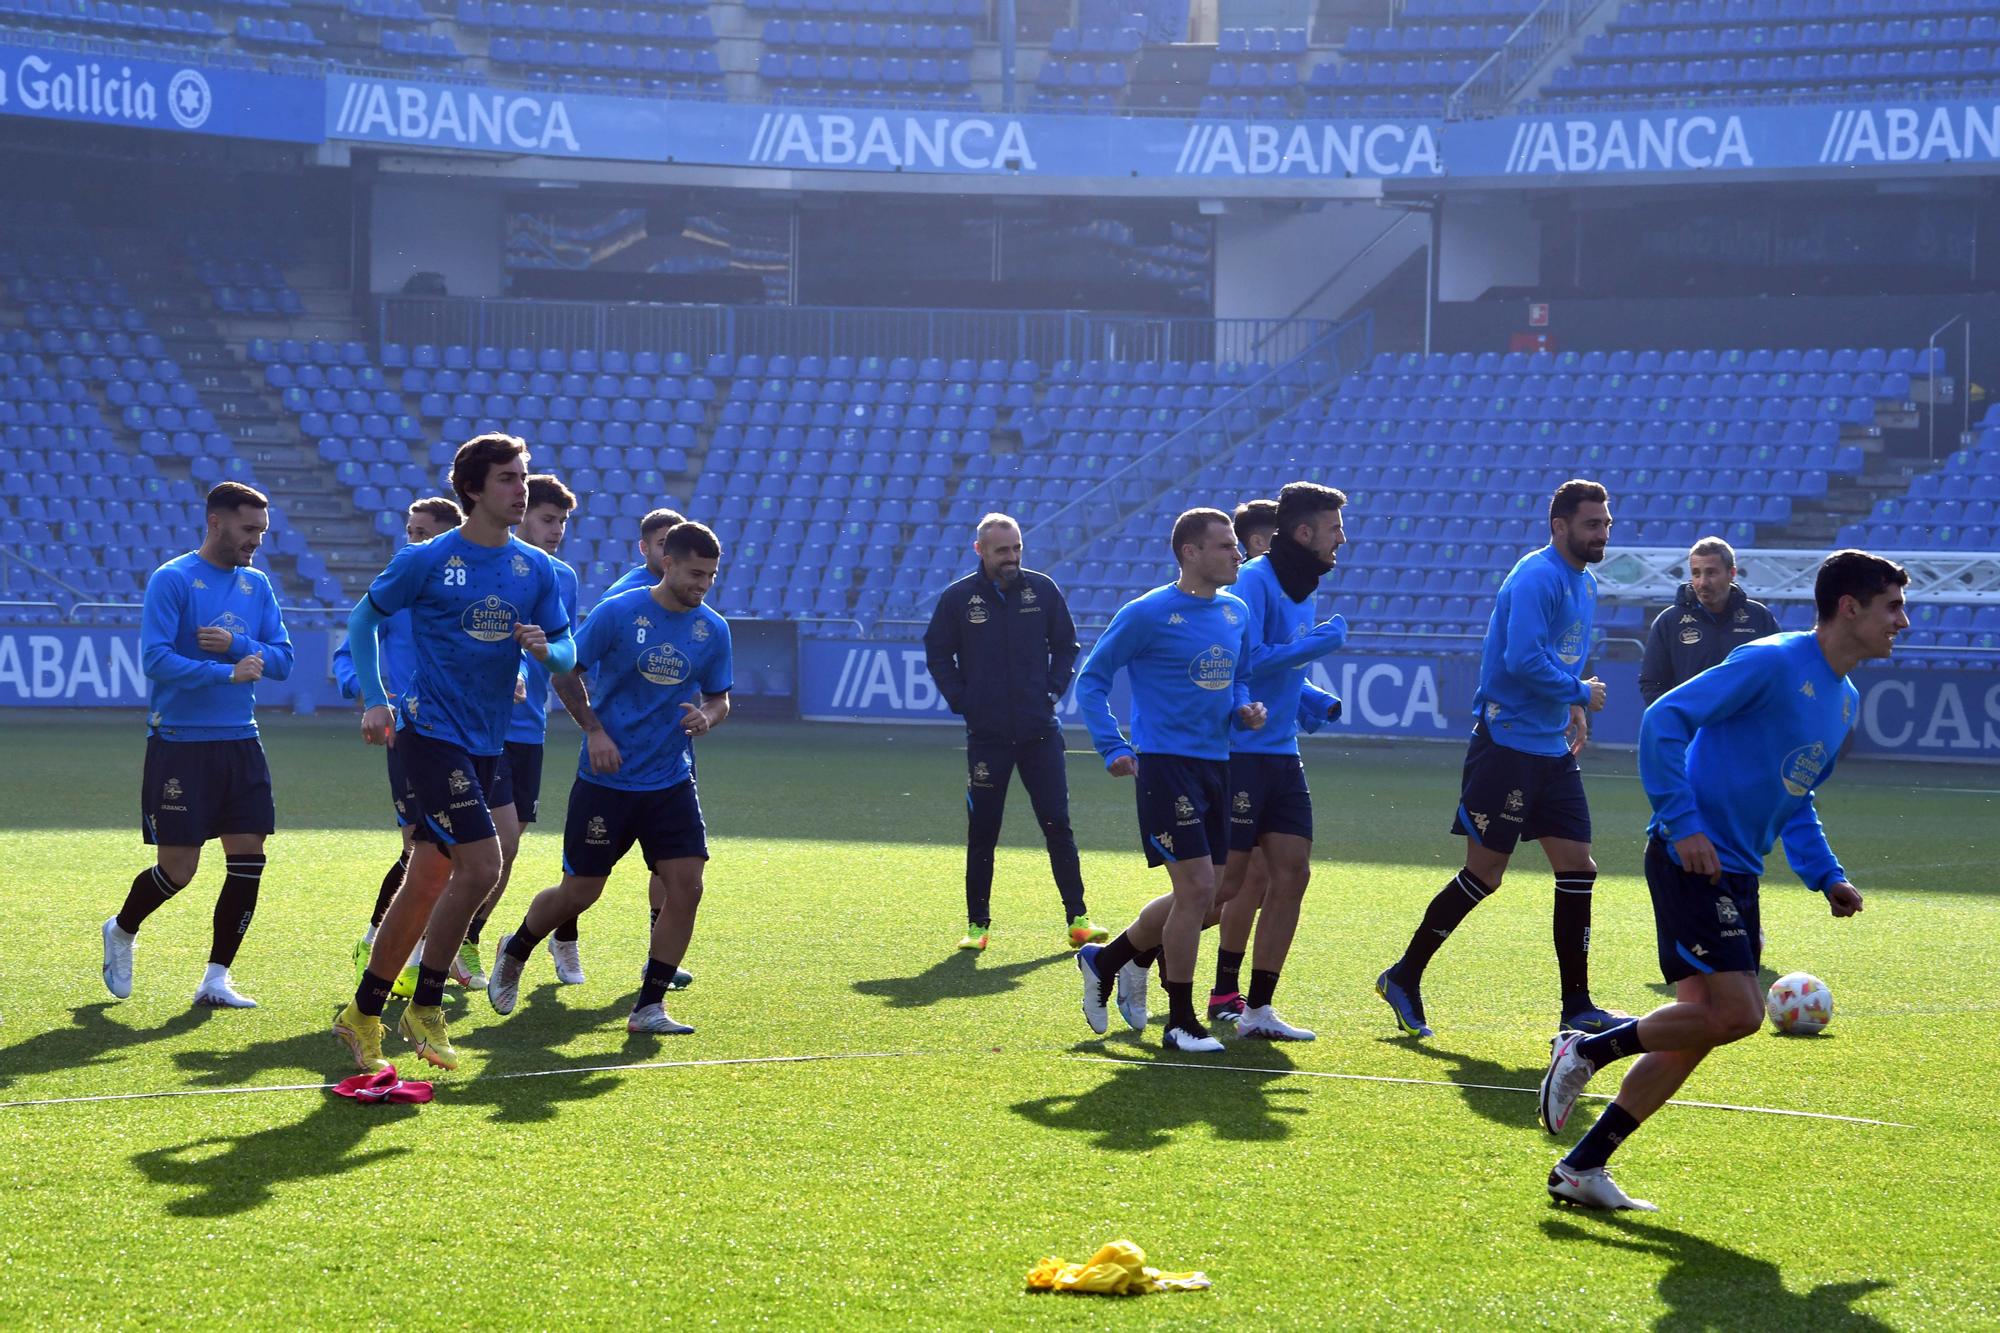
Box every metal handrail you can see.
[1925,313,1967,462]
[1034,311,1374,577]
[1256,209,1424,359]
[1445,0,1598,120]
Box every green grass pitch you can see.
[1,713,1996,1328]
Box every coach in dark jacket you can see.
[1639,536,1782,706]
[923,513,1098,950]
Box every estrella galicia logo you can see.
[461,595,519,643]
[1780,741,1828,798]
[1189,645,1235,691]
[166,69,210,129]
[1556,621,1585,665]
[640,643,690,687]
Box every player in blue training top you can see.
[332,434,575,1074]
[1377,479,1618,1040]
[1205,481,1350,1042]
[333,494,462,995]
[1073,507,1266,1055]
[456,473,580,992]
[600,505,686,600]
[487,521,732,1035]
[1537,550,1900,1211]
[1207,498,1345,1027]
[103,481,293,1010]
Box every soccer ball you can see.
[1766,971,1833,1035]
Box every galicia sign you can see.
[0,42,319,142]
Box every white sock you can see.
[202,962,229,985]
[406,938,424,970]
[363,924,378,946]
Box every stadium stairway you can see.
[98,224,378,609]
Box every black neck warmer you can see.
[1266,532,1333,603]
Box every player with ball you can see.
[1536,550,1907,1210]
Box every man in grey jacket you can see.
[1639,537,1782,706]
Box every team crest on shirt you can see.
[1715,896,1740,925]
[967,595,989,625]
[1800,681,1816,699]
[1020,585,1037,605]
[972,761,990,783]
[239,575,254,595]
[1680,626,1702,645]
[512,553,531,577]
[586,815,608,841]
[462,595,521,643]
[448,769,471,796]
[162,778,183,801]
[692,619,710,641]
[1555,621,1585,665]
[640,643,691,687]
[1734,608,1748,622]
[1222,607,1238,625]
[1781,741,1828,798]
[1173,795,1195,821]
[1233,790,1251,815]
[1188,645,1236,690]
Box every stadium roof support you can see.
[1595,548,2000,605]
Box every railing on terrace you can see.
[375,297,1339,370]
[1446,0,1606,120]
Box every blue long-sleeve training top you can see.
[333,608,417,703]
[1639,631,1856,892]
[1228,554,1347,756]
[141,551,293,741]
[1472,544,1597,757]
[1076,582,1254,766]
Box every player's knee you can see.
[156,848,200,885]
[1719,998,1764,1043]
[455,840,504,887]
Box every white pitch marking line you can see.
[1066,1056,1914,1128]
[0,1050,926,1112]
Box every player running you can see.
[103,481,292,1009]
[1207,482,1349,1040]
[1073,508,1264,1054]
[332,434,575,1073]
[601,507,686,600]
[335,494,463,997]
[488,522,731,1035]
[1376,480,1620,1040]
[1537,550,1900,1210]
[1208,497,1344,1023]
[458,473,580,989]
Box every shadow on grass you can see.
[1396,1039,1549,1131]
[851,949,1073,1010]
[0,1003,215,1093]
[448,983,637,1124]
[131,1095,420,1218]
[1011,1046,1306,1152]
[1542,1213,1893,1331]
[167,991,476,1090]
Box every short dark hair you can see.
[408,495,464,528]
[206,481,268,513]
[1170,507,1232,564]
[450,433,528,512]
[1232,499,1278,546]
[640,507,685,540]
[526,473,576,513]
[1814,549,1909,621]
[1275,481,1347,536]
[1550,479,1610,527]
[663,520,721,561]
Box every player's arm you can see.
[1638,609,1673,707]
[1777,791,1856,908]
[1639,644,1776,863]
[1297,678,1341,734]
[1244,581,1347,673]
[681,618,735,738]
[1045,579,1081,699]
[1232,612,1265,729]
[1075,601,1148,771]
[331,634,360,700]
[1501,571,1596,706]
[514,565,577,671]
[550,669,601,731]
[242,580,294,681]
[920,588,967,713]
[141,568,235,687]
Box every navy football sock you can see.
[1575,1019,1646,1069]
[1563,1103,1642,1172]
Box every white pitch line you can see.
[1066,1056,1914,1128]
[0,1050,926,1112]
